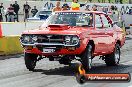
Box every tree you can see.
[102,0,106,3]
[89,0,92,3]
[98,0,100,3]
[120,0,123,4]
[129,0,132,4]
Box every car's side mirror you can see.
[95,24,102,28]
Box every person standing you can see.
[85,5,90,11]
[0,10,2,22]
[7,4,15,22]
[62,3,70,11]
[13,1,20,22]
[0,3,4,22]
[52,1,62,12]
[23,1,31,22]
[92,5,98,11]
[71,0,80,10]
[31,6,38,17]
[113,6,120,22]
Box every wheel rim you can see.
[115,46,120,64]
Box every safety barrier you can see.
[0,21,44,55]
[0,36,23,55]
[1,22,44,36]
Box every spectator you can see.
[62,3,70,11]
[0,3,4,22]
[129,7,132,14]
[85,5,90,11]
[92,5,98,11]
[0,10,2,22]
[12,1,20,22]
[52,1,62,12]
[114,6,120,21]
[23,1,31,21]
[31,6,38,17]
[7,4,15,22]
[111,5,115,11]
[110,6,120,22]
[5,9,8,22]
[109,5,115,19]
[71,0,80,10]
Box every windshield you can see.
[36,11,52,17]
[47,12,93,27]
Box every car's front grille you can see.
[37,35,65,44]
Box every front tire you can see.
[81,44,93,71]
[105,43,120,66]
[24,53,38,71]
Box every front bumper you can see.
[22,41,87,56]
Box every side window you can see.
[101,14,111,28]
[95,14,103,28]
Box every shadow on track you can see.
[32,63,131,76]
[0,54,23,60]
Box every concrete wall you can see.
[1,22,44,36]
[122,14,132,28]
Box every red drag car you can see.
[20,11,125,71]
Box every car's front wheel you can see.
[81,44,93,71]
[105,43,120,66]
[24,53,38,71]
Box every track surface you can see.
[0,35,132,87]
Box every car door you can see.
[94,14,109,53]
[100,14,115,52]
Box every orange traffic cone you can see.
[0,23,2,37]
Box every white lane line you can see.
[128,85,132,87]
[121,61,132,65]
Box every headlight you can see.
[23,36,30,42]
[65,36,71,43]
[32,36,38,42]
[72,36,79,44]
[64,35,79,46]
[21,35,37,44]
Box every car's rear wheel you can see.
[105,43,120,66]
[81,44,93,71]
[24,53,38,71]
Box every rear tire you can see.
[24,53,38,71]
[105,43,120,66]
[81,44,93,71]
